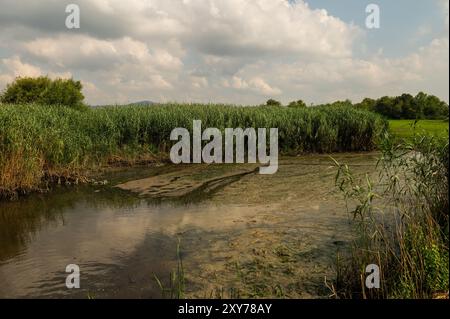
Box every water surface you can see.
[0,154,378,298]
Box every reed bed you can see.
[0,103,387,198]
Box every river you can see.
[0,153,378,299]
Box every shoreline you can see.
[0,153,169,201]
[0,150,382,202]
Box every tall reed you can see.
[0,103,387,198]
[333,132,449,298]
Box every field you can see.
[0,103,387,198]
[389,119,449,139]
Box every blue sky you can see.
[0,0,448,104]
[307,0,447,57]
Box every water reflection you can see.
[0,187,140,262]
[0,154,378,298]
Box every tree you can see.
[338,93,448,119]
[414,92,428,118]
[1,77,51,104]
[397,93,415,119]
[414,92,449,119]
[375,96,402,119]
[355,98,376,112]
[266,99,282,107]
[423,95,445,119]
[288,100,307,108]
[0,76,87,110]
[331,99,353,108]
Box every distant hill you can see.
[128,100,157,106]
[91,100,158,108]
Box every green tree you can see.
[413,92,449,119]
[337,93,447,120]
[355,98,376,112]
[1,76,87,110]
[375,96,402,119]
[288,100,307,108]
[414,92,428,118]
[423,95,448,119]
[397,93,416,119]
[1,77,51,104]
[330,99,353,108]
[266,99,282,107]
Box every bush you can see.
[0,76,87,110]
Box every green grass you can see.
[389,120,449,139]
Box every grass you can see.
[389,119,449,139]
[154,239,185,299]
[0,103,387,199]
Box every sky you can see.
[0,0,448,105]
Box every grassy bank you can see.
[333,133,449,298]
[389,119,449,139]
[0,103,387,199]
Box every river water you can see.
[0,154,378,299]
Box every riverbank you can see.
[0,151,167,200]
[0,103,386,200]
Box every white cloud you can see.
[224,76,281,96]
[24,35,183,72]
[1,56,42,78]
[0,0,448,104]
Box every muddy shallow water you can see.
[0,153,379,299]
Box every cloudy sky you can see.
[0,0,448,105]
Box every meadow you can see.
[389,119,449,139]
[0,103,387,199]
